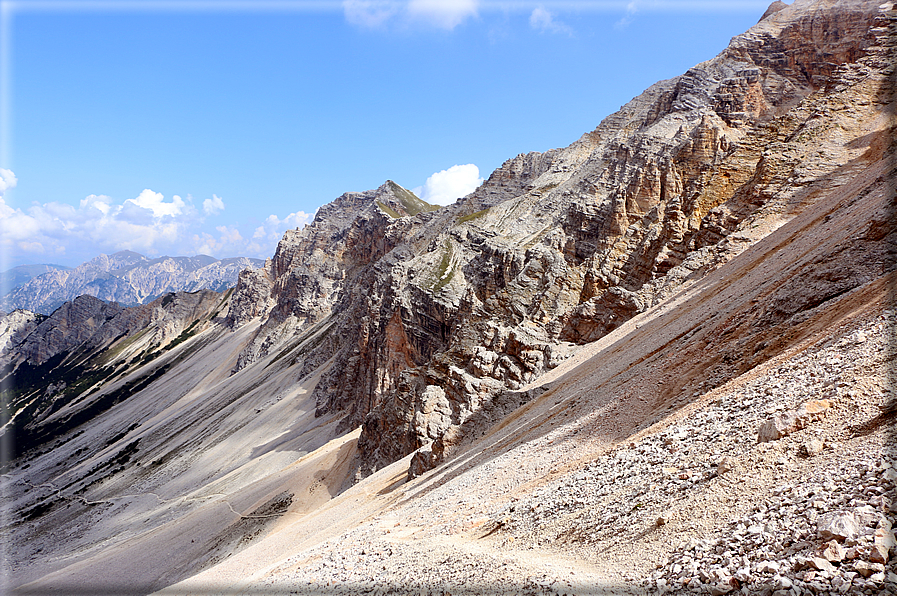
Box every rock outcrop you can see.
[0,309,44,357]
[1,250,263,315]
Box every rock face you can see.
[0,309,44,357]
[1,250,263,315]
[220,0,894,477]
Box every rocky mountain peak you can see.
[760,0,791,21]
[221,0,895,479]
[226,180,439,363]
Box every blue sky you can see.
[0,0,772,268]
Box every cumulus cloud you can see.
[126,188,186,218]
[0,177,309,265]
[407,0,478,29]
[0,168,17,196]
[413,164,483,206]
[192,225,246,257]
[249,210,312,254]
[529,6,572,35]
[203,193,225,215]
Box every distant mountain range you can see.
[1,250,264,314]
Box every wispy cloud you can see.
[529,6,572,35]
[342,0,478,30]
[412,163,483,206]
[615,0,638,28]
[407,0,478,29]
[203,193,225,215]
[247,211,312,255]
[342,0,401,28]
[0,169,15,196]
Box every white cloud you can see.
[407,0,478,29]
[125,188,186,218]
[251,211,312,244]
[529,6,572,35]
[343,0,401,28]
[0,180,311,265]
[192,225,246,256]
[80,194,111,215]
[203,193,225,215]
[413,164,483,206]
[0,168,17,196]
[343,0,478,30]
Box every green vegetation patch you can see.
[457,207,490,225]
[376,201,403,219]
[97,328,149,366]
[429,241,456,292]
[163,320,200,352]
[386,181,440,216]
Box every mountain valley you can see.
[2,0,895,594]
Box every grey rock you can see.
[801,438,824,457]
[854,560,884,578]
[757,411,799,442]
[817,512,860,542]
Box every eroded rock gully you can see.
[219,0,895,479]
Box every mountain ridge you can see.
[214,0,893,479]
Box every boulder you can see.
[817,511,860,542]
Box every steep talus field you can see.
[2,0,895,594]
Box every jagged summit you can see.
[205,0,895,475]
[309,179,437,229]
[760,0,791,21]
